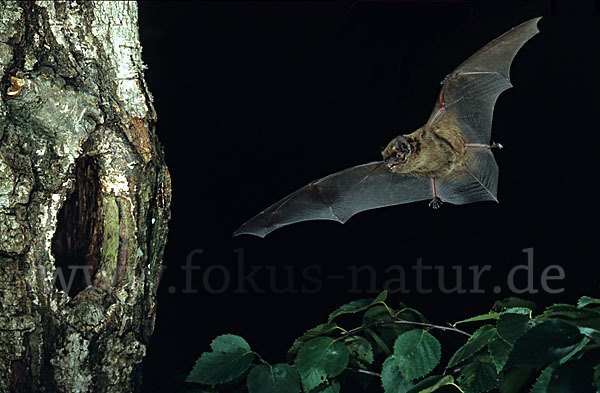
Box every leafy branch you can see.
[184,292,600,393]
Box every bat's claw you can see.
[429,197,442,209]
[491,142,503,149]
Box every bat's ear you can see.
[394,135,411,154]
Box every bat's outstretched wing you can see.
[234,162,432,238]
[427,17,541,144]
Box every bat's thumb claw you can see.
[492,142,503,149]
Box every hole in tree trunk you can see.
[51,156,103,297]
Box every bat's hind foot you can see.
[429,197,442,209]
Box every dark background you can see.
[138,1,600,391]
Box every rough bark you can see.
[0,1,171,392]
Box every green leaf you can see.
[288,323,339,357]
[187,334,254,385]
[506,319,583,368]
[310,380,340,393]
[529,363,557,393]
[393,329,441,380]
[394,306,429,324]
[210,334,250,353]
[547,359,595,393]
[381,355,414,393]
[183,388,211,393]
[364,304,395,324]
[365,328,392,356]
[492,297,536,312]
[407,375,454,393]
[294,337,349,392]
[503,307,532,315]
[578,296,600,308]
[583,328,600,346]
[488,332,511,372]
[452,308,529,327]
[328,291,388,322]
[363,306,413,357]
[457,360,498,393]
[498,366,532,393]
[447,325,496,368]
[497,312,530,343]
[559,336,590,365]
[538,304,600,330]
[346,336,374,366]
[453,313,501,326]
[247,364,300,393]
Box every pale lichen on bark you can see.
[0,1,170,392]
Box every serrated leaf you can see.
[497,313,530,343]
[328,291,388,322]
[295,337,349,392]
[346,336,374,366]
[529,363,557,393]
[492,298,536,312]
[187,334,254,384]
[457,360,498,393]
[407,375,454,393]
[453,313,501,326]
[506,319,583,368]
[381,355,414,393]
[578,296,600,308]
[288,323,339,357]
[503,307,532,315]
[538,304,600,330]
[393,329,441,380]
[211,334,250,352]
[498,366,532,393]
[488,333,511,372]
[447,325,496,368]
[547,359,595,393]
[247,364,300,393]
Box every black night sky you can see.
[137,1,600,391]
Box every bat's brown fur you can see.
[381,114,466,179]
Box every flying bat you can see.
[234,17,541,238]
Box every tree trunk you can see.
[0,1,171,392]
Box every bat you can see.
[234,17,541,238]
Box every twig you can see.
[345,367,381,378]
[346,319,472,338]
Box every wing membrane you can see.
[438,149,499,204]
[234,162,432,237]
[427,17,541,144]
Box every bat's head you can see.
[382,134,411,171]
